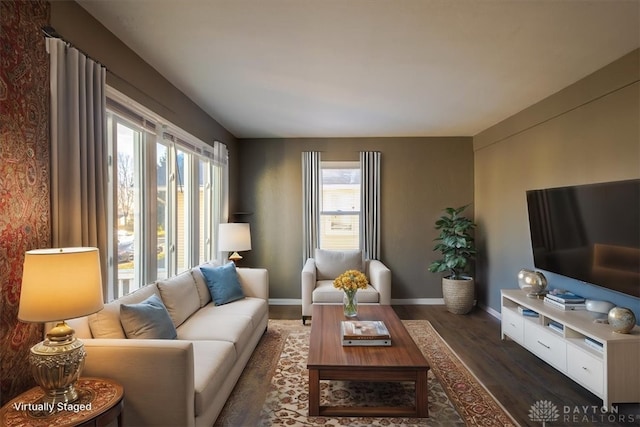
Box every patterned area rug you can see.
[215,319,518,427]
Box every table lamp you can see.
[218,223,251,263]
[18,247,104,407]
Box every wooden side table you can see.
[0,377,124,427]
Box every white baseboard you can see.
[478,302,501,320]
[390,298,445,305]
[269,298,502,320]
[269,298,301,305]
[268,298,446,305]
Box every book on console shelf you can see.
[518,306,539,317]
[342,320,391,346]
[547,320,564,333]
[584,336,604,352]
[543,296,586,310]
[545,291,586,304]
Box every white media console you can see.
[501,289,640,408]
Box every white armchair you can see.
[301,249,391,324]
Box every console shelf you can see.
[501,289,640,407]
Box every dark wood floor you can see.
[269,304,640,427]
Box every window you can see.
[106,88,227,299]
[320,161,361,250]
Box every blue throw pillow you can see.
[120,294,177,339]
[200,262,245,306]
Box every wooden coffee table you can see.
[307,305,430,418]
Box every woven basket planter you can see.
[442,277,475,314]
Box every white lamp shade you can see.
[218,223,251,252]
[19,247,104,322]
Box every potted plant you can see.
[428,205,477,314]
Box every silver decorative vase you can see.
[608,307,636,334]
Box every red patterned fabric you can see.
[0,0,51,405]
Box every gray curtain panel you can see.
[48,38,108,295]
[301,151,321,263]
[360,151,381,260]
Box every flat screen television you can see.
[526,179,640,298]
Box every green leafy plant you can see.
[428,205,476,280]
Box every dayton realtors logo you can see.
[529,400,640,425]
[529,400,560,426]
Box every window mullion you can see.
[142,131,157,283]
[166,141,178,277]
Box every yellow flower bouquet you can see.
[333,270,369,292]
[334,270,368,317]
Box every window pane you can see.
[320,214,359,250]
[198,159,207,264]
[116,123,140,297]
[321,168,360,212]
[176,149,190,273]
[156,143,168,280]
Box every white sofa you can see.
[301,249,391,324]
[67,264,269,427]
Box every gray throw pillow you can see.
[120,294,177,339]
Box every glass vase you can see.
[343,289,358,317]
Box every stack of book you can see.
[544,291,586,310]
[341,320,391,346]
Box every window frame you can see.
[105,87,227,299]
[319,160,361,251]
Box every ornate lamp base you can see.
[29,321,86,408]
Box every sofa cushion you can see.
[312,280,380,303]
[204,297,268,330]
[176,304,254,353]
[88,283,160,338]
[190,260,221,307]
[192,340,237,417]
[120,294,177,339]
[157,270,201,327]
[200,262,245,306]
[190,264,214,307]
[315,249,364,280]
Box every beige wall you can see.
[237,137,474,300]
[474,49,640,314]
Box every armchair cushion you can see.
[312,280,380,303]
[315,249,363,280]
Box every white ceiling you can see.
[77,0,639,139]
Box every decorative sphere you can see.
[608,307,636,334]
[517,269,547,297]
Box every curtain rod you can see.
[41,25,62,39]
[42,25,107,69]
